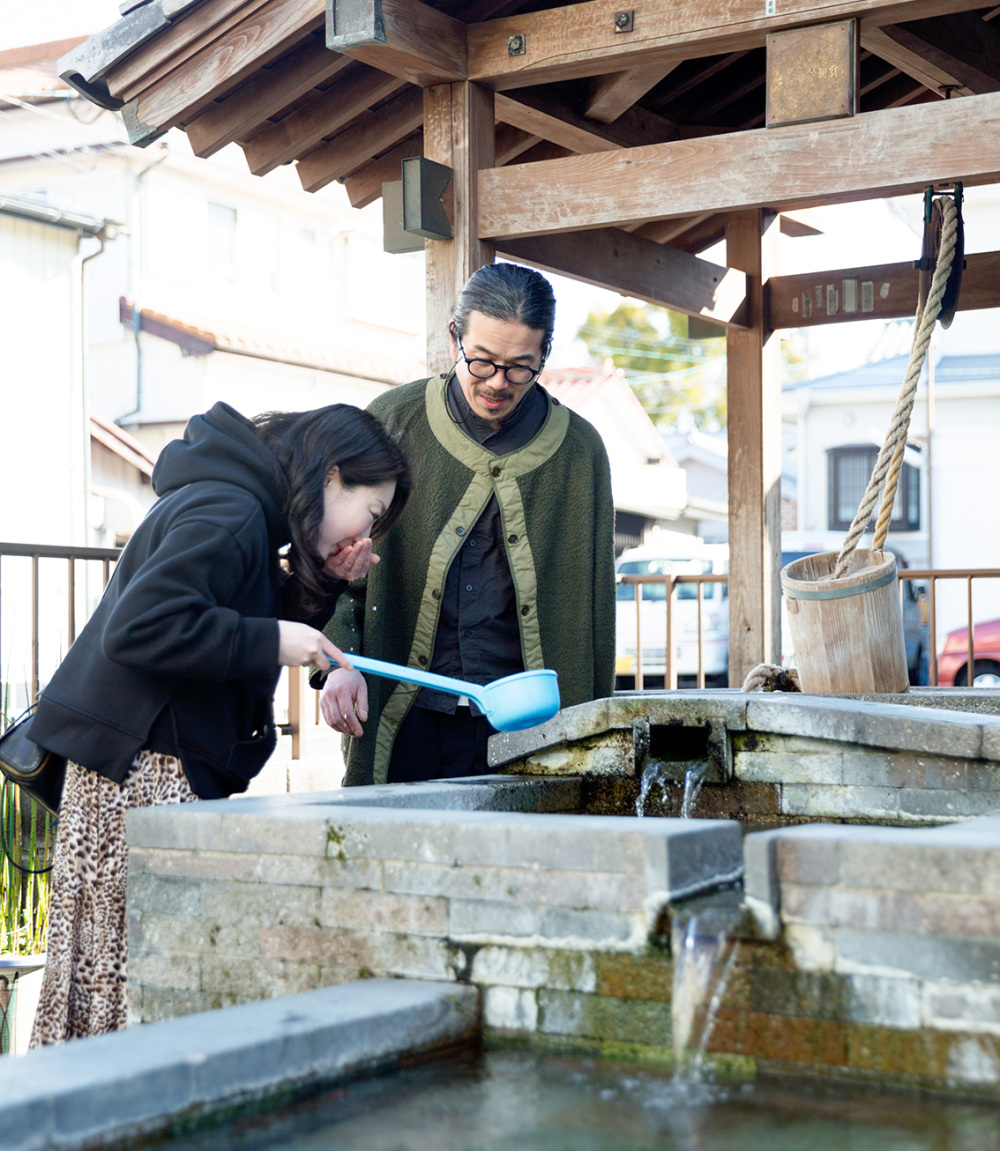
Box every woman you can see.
[27,400,409,1045]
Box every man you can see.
[320,262,615,786]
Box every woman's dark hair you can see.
[453,263,556,361]
[253,405,410,615]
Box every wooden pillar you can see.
[423,83,495,373]
[726,209,782,686]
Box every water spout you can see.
[635,759,710,818]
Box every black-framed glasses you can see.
[455,333,542,387]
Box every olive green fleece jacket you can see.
[322,373,616,787]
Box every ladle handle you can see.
[332,653,489,711]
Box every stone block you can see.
[127,806,223,851]
[780,783,899,819]
[449,899,540,941]
[259,925,367,969]
[595,953,673,1002]
[923,981,1000,1035]
[642,819,743,904]
[780,883,834,925]
[898,788,1000,820]
[710,1008,847,1067]
[967,761,1000,791]
[538,907,645,950]
[258,854,383,890]
[488,698,613,767]
[483,985,538,1031]
[838,842,985,895]
[374,932,456,980]
[320,888,448,936]
[784,923,836,972]
[132,912,238,959]
[220,810,330,857]
[201,881,320,927]
[853,704,983,760]
[750,967,920,1028]
[774,835,841,885]
[125,872,203,918]
[129,952,201,993]
[139,985,223,1024]
[133,848,260,883]
[200,956,321,1000]
[745,696,861,743]
[983,723,1000,764]
[470,946,596,992]
[537,988,672,1047]
[738,750,844,785]
[835,928,1000,984]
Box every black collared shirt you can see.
[416,374,548,714]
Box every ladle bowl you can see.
[336,654,561,733]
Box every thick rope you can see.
[833,197,958,577]
[741,664,801,693]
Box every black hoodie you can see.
[30,403,317,799]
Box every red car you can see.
[937,619,1000,687]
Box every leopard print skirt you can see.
[29,751,198,1047]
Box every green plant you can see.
[1,690,54,955]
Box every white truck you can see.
[614,533,729,688]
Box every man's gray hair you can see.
[453,263,556,358]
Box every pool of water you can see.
[145,1048,1000,1151]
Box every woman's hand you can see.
[325,539,380,583]
[277,621,351,673]
[320,668,369,737]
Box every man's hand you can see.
[277,621,351,673]
[325,539,380,583]
[320,668,369,737]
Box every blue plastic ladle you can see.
[334,654,560,733]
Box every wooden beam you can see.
[768,250,1000,329]
[241,64,403,175]
[467,0,983,90]
[423,83,495,374]
[585,64,678,123]
[296,86,423,191]
[494,123,540,163]
[726,210,783,685]
[342,130,422,207]
[116,0,326,145]
[495,89,677,153]
[326,0,467,86]
[184,37,350,158]
[861,12,1000,95]
[477,91,1000,239]
[496,228,748,327]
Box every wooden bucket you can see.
[781,548,909,694]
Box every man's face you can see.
[449,311,547,427]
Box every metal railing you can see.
[0,542,309,756]
[619,567,1000,690]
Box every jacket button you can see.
[417,655,428,666]
[491,466,501,477]
[521,605,530,616]
[455,526,465,536]
[431,589,441,600]
[508,534,518,544]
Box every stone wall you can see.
[127,777,741,1057]
[733,815,1000,1091]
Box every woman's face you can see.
[316,468,396,567]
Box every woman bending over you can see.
[27,400,409,1045]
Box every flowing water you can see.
[635,760,709,818]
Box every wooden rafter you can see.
[466,0,984,89]
[342,131,422,208]
[495,88,677,152]
[496,229,748,327]
[115,0,326,144]
[861,11,1000,95]
[296,86,423,191]
[241,63,403,175]
[185,36,350,157]
[477,90,1000,238]
[584,65,678,123]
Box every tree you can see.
[576,302,727,431]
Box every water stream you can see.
[635,759,710,818]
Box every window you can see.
[828,445,920,532]
[206,202,237,282]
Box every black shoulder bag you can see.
[0,703,65,816]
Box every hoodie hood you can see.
[153,403,289,543]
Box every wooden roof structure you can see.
[59,0,1000,682]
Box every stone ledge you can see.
[0,980,478,1151]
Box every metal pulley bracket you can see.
[916,184,965,329]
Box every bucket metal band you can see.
[783,566,896,601]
